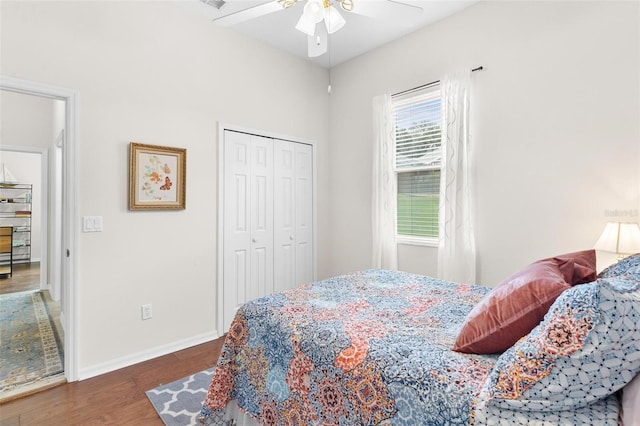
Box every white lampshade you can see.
[593,222,640,259]
[303,0,325,23]
[295,13,317,36]
[324,5,345,34]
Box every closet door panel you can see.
[250,136,274,298]
[295,143,314,285]
[223,131,252,330]
[274,140,296,292]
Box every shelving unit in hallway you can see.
[0,183,32,267]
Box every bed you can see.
[200,252,640,425]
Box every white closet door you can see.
[221,128,313,332]
[249,136,274,301]
[223,131,274,330]
[223,130,251,330]
[273,140,296,292]
[294,143,313,285]
[274,140,313,291]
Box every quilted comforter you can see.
[199,269,620,425]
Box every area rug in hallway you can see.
[147,368,214,426]
[0,290,64,396]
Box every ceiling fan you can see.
[200,0,423,57]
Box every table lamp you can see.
[593,222,640,260]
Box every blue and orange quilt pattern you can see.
[200,269,496,425]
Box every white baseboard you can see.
[77,330,219,381]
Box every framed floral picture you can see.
[128,142,186,210]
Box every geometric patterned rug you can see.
[146,368,214,426]
[0,290,64,396]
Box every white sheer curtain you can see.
[438,69,477,284]
[372,94,398,270]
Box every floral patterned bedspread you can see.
[199,269,499,425]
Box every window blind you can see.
[393,90,441,240]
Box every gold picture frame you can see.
[128,142,186,210]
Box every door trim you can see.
[216,122,317,334]
[1,75,79,381]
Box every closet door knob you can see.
[252,238,257,243]
[289,236,294,241]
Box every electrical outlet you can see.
[141,304,152,320]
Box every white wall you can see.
[0,91,55,147]
[327,1,640,285]
[1,0,330,373]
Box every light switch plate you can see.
[142,304,153,320]
[82,216,104,232]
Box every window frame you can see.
[392,87,442,247]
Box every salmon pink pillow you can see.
[453,251,597,354]
[553,249,597,284]
[453,258,572,354]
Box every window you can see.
[393,89,441,244]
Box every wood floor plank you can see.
[0,338,224,425]
[0,262,40,295]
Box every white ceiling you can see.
[182,0,478,68]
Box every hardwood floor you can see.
[0,262,40,295]
[0,337,225,425]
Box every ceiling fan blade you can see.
[212,1,283,27]
[350,0,422,19]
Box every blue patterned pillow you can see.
[598,253,640,279]
[480,261,640,411]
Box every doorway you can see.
[0,96,63,400]
[0,75,79,389]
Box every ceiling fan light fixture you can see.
[303,0,326,24]
[324,5,345,34]
[295,12,317,36]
